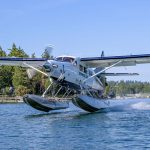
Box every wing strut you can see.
[23,62,48,76]
[42,79,53,97]
[83,60,122,83]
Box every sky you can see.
[1,0,150,81]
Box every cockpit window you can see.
[55,57,74,63]
[63,57,74,63]
[55,57,63,61]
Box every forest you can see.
[106,81,150,98]
[0,43,51,96]
[1,43,150,97]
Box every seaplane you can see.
[1,48,150,112]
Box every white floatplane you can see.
[1,51,150,112]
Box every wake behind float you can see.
[72,94,150,112]
[23,94,69,112]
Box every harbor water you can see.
[0,99,150,150]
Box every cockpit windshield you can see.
[55,57,75,63]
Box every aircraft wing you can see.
[0,57,47,68]
[81,54,150,68]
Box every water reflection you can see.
[1,102,150,150]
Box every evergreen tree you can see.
[0,47,13,93]
[0,66,13,90]
[31,52,36,58]
[0,46,6,57]
[8,43,29,57]
[8,43,29,95]
[42,49,51,59]
[12,67,30,87]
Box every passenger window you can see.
[84,67,87,74]
[89,70,93,76]
[79,65,84,72]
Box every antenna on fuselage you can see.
[101,51,104,57]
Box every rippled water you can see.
[1,99,150,150]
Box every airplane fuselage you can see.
[43,56,104,93]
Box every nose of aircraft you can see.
[43,62,53,72]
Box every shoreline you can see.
[0,96,23,103]
[0,94,150,103]
[0,96,72,103]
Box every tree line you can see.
[0,43,51,96]
[105,80,150,98]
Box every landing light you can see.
[52,64,58,68]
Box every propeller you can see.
[43,45,53,59]
[26,69,36,79]
[26,45,54,79]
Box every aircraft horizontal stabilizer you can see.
[101,73,139,76]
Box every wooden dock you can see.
[0,95,73,103]
[0,96,23,103]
